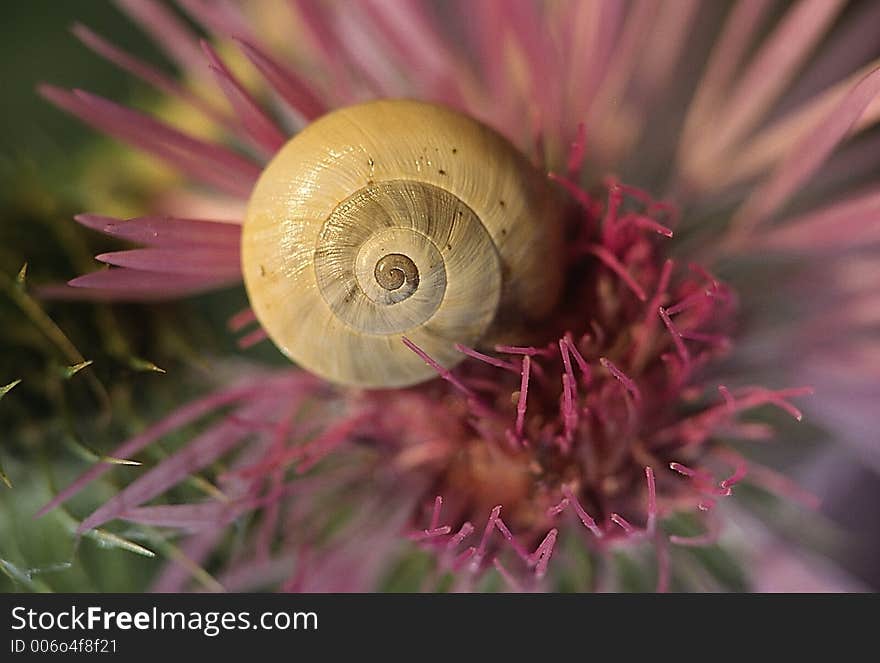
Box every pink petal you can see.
[633,0,700,99]
[95,247,241,277]
[71,23,229,128]
[680,0,773,152]
[236,38,328,121]
[713,56,880,191]
[288,0,357,103]
[691,0,845,170]
[587,0,658,131]
[563,0,624,128]
[113,0,205,74]
[760,188,880,252]
[150,528,225,592]
[176,0,256,42]
[119,501,245,532]
[75,214,241,247]
[68,268,238,298]
[37,380,277,516]
[730,65,880,241]
[361,0,460,90]
[38,85,259,197]
[77,397,284,532]
[200,40,286,154]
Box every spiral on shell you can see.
[242,99,564,387]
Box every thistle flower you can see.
[37,0,880,591]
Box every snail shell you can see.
[242,99,564,388]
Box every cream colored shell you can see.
[242,99,563,388]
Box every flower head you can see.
[37,0,880,591]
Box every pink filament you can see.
[455,344,519,372]
[587,245,648,301]
[599,357,643,403]
[658,306,691,363]
[566,122,587,176]
[561,486,604,538]
[515,356,531,438]
[402,337,474,397]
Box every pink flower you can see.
[38,0,879,591]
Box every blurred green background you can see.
[2,1,877,593]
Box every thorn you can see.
[128,357,166,374]
[0,380,22,400]
[15,263,27,288]
[61,360,93,379]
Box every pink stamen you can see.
[559,337,574,385]
[561,486,604,537]
[617,182,674,216]
[402,337,474,397]
[530,529,558,579]
[493,517,531,561]
[409,526,452,542]
[566,122,587,176]
[430,496,443,531]
[646,467,657,533]
[633,259,675,362]
[237,328,268,349]
[547,497,570,517]
[669,461,714,482]
[515,356,531,438]
[689,263,723,289]
[599,357,643,403]
[720,458,748,489]
[669,461,733,498]
[227,307,257,332]
[472,506,502,568]
[549,172,593,211]
[670,518,720,547]
[761,393,806,421]
[494,344,554,357]
[587,245,648,301]
[447,522,475,551]
[666,288,718,315]
[455,344,519,372]
[561,373,578,439]
[493,558,523,591]
[602,181,623,231]
[504,429,522,451]
[721,385,814,421]
[610,513,636,535]
[626,214,674,238]
[658,306,691,363]
[563,335,591,384]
